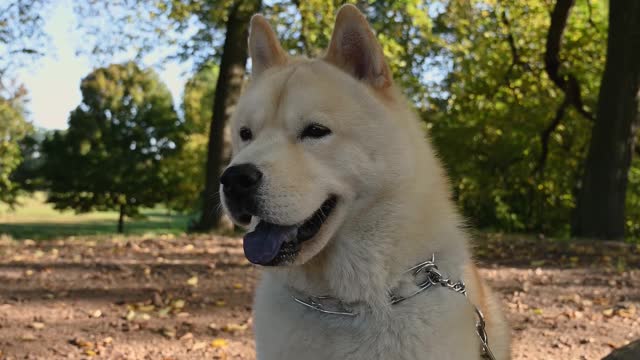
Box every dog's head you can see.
[220,5,416,266]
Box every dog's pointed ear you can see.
[325,5,392,89]
[249,14,287,77]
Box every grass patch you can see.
[0,193,192,240]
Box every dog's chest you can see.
[252,277,481,360]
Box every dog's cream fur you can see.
[222,5,510,359]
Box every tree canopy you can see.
[40,62,184,232]
[3,0,639,240]
[0,89,32,206]
[162,62,218,212]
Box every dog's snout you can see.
[221,164,263,194]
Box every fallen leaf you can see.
[215,300,226,307]
[158,307,172,317]
[161,326,176,339]
[211,338,228,348]
[173,299,186,309]
[222,323,247,333]
[69,338,94,349]
[21,333,36,341]
[187,276,199,287]
[84,349,97,357]
[137,304,155,312]
[179,332,194,341]
[532,308,543,315]
[90,310,102,318]
[30,322,45,330]
[191,341,207,351]
[616,304,636,318]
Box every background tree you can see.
[162,62,218,212]
[194,0,262,231]
[572,1,640,240]
[0,0,49,206]
[0,0,51,74]
[0,87,32,206]
[41,62,184,233]
[42,0,639,240]
[74,0,262,231]
[426,0,607,235]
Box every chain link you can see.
[291,255,497,360]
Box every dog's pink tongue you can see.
[243,221,297,265]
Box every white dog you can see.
[220,5,511,359]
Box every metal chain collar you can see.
[291,255,497,360]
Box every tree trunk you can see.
[194,0,262,232]
[118,204,125,233]
[572,1,640,240]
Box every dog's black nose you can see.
[220,164,263,194]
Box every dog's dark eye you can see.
[300,123,332,139]
[239,127,253,141]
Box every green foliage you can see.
[423,0,615,237]
[40,62,185,224]
[162,62,218,212]
[34,0,640,239]
[0,93,32,206]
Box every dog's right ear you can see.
[248,15,287,77]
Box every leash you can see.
[291,255,497,360]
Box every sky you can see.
[15,0,190,130]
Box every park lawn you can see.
[0,192,191,240]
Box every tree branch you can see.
[501,10,524,70]
[544,0,595,122]
[585,0,599,31]
[535,98,569,175]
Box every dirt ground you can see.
[0,234,638,360]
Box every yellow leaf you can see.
[222,323,247,333]
[187,276,198,286]
[158,307,172,317]
[30,322,45,330]
[173,299,186,309]
[211,338,228,348]
[215,300,226,307]
[532,308,543,315]
[137,305,155,312]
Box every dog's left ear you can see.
[325,5,392,89]
[249,14,287,77]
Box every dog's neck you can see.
[272,163,472,313]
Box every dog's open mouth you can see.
[243,195,338,266]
